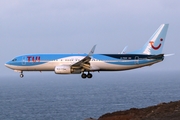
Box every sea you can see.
[0,70,180,120]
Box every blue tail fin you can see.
[131,24,169,55]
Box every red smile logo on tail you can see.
[149,38,163,50]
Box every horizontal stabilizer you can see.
[147,54,164,59]
[164,53,175,57]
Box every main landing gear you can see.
[20,71,24,78]
[81,72,93,79]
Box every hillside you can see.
[97,100,180,120]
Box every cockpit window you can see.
[12,58,17,61]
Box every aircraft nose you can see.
[5,61,11,68]
[5,60,17,70]
[5,63,9,67]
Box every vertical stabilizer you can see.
[142,24,169,55]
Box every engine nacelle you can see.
[54,65,71,74]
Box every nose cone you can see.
[5,63,8,67]
[5,61,12,69]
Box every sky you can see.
[0,0,180,77]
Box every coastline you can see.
[98,100,180,120]
[86,100,180,120]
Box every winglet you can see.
[88,45,96,56]
[121,46,128,54]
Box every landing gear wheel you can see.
[81,73,87,79]
[87,73,92,78]
[20,74,24,78]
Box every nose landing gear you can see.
[20,71,24,78]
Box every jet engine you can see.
[54,65,71,74]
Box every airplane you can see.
[5,24,169,79]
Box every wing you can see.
[71,45,96,70]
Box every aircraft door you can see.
[22,56,26,65]
[135,56,139,65]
